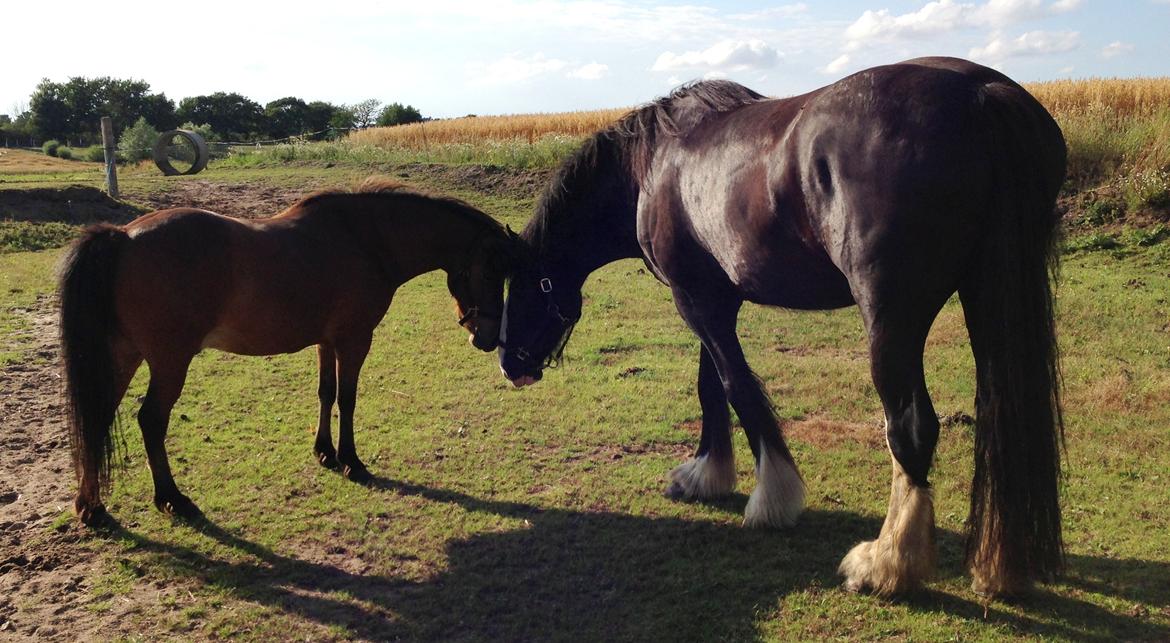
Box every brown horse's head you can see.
[449,227,522,352]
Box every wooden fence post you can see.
[100,116,119,199]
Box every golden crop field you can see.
[348,108,628,150]
[348,78,1170,152]
[1026,77,1170,116]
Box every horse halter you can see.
[508,275,579,367]
[453,231,504,330]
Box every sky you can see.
[2,0,1169,119]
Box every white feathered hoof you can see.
[665,453,736,500]
[742,440,805,528]
[838,464,936,596]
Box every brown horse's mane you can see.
[294,178,503,233]
[526,80,765,250]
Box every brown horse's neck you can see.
[346,196,488,283]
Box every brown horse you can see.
[60,180,517,525]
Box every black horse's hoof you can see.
[315,448,338,469]
[155,494,203,520]
[342,463,372,484]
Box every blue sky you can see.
[3,0,1168,119]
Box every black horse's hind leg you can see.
[335,334,373,483]
[839,295,946,595]
[139,355,200,518]
[666,344,736,500]
[671,288,804,528]
[313,343,339,468]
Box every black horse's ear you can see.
[505,225,520,242]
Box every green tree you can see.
[376,102,423,127]
[350,99,381,129]
[30,79,70,142]
[304,101,340,138]
[329,105,357,135]
[177,92,263,141]
[264,97,309,139]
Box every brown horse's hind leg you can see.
[335,335,373,483]
[75,337,142,524]
[313,343,339,468]
[138,355,200,519]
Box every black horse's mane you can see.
[526,80,766,251]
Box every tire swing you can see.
[153,129,210,176]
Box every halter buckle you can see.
[539,277,553,293]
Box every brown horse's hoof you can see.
[75,501,108,527]
[342,463,372,484]
[155,494,203,520]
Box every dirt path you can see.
[0,293,113,640]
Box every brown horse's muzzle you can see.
[469,318,500,352]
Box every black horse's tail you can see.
[961,82,1066,593]
[59,223,130,502]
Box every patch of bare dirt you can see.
[126,180,307,219]
[0,294,114,640]
[0,186,142,224]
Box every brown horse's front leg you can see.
[335,336,372,483]
[313,343,339,468]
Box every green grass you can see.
[217,135,584,170]
[4,163,1169,640]
[0,221,79,254]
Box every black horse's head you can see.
[497,255,582,387]
[448,230,523,352]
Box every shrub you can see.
[1082,197,1126,225]
[117,116,160,162]
[83,145,106,162]
[42,139,61,157]
[56,146,73,160]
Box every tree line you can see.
[1,77,424,147]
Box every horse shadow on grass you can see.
[98,477,1169,641]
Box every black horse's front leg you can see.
[666,344,736,500]
[670,288,804,528]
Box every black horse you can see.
[498,57,1066,598]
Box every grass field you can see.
[2,75,1169,640]
[2,155,1169,640]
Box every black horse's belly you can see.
[737,241,856,310]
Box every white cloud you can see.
[968,30,1080,61]
[567,62,609,80]
[652,39,781,73]
[728,3,808,21]
[822,54,852,74]
[466,53,567,86]
[844,0,1083,50]
[1101,41,1135,58]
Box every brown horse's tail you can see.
[962,82,1066,593]
[59,223,130,498]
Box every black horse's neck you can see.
[523,133,643,287]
